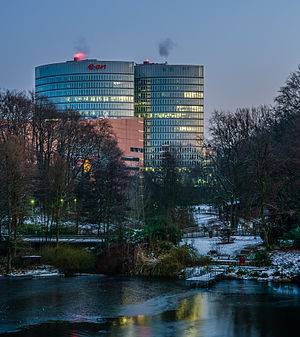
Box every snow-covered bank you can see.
[271,251,300,278]
[181,236,263,256]
[220,250,300,282]
[22,237,103,243]
[0,265,62,278]
[182,234,300,283]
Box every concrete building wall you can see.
[108,117,144,170]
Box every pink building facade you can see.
[108,117,144,171]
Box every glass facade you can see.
[134,63,204,167]
[35,60,134,119]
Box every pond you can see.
[0,276,299,336]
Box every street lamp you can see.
[73,198,77,211]
[30,199,35,224]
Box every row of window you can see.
[146,133,201,140]
[147,140,202,147]
[149,146,201,153]
[58,96,134,103]
[135,98,203,106]
[136,84,202,92]
[55,102,134,110]
[144,158,202,167]
[146,118,203,126]
[77,110,133,118]
[130,147,144,153]
[135,77,203,85]
[135,91,203,99]
[135,106,203,113]
[147,126,203,133]
[136,112,203,119]
[38,89,133,98]
[122,156,140,162]
[36,74,134,85]
[36,82,133,92]
[145,153,203,160]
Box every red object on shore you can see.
[239,257,246,264]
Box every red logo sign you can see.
[88,64,106,70]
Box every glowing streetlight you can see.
[30,199,35,224]
[73,198,77,212]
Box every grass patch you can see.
[133,245,209,278]
[41,247,95,274]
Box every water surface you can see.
[0,276,299,336]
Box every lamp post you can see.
[30,199,35,224]
[74,198,78,234]
[73,198,77,211]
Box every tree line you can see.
[0,90,198,273]
[0,91,130,272]
[204,66,300,246]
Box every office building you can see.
[35,58,134,119]
[134,61,204,167]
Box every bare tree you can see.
[0,135,34,272]
[208,106,277,244]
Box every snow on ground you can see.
[22,237,102,243]
[192,205,220,227]
[271,251,300,278]
[193,213,221,227]
[181,236,263,257]
[3,265,61,278]
[220,250,300,282]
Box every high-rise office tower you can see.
[134,61,204,167]
[35,58,134,119]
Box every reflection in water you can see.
[109,294,204,337]
[0,277,299,337]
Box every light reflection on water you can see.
[0,276,299,337]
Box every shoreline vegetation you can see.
[1,239,299,286]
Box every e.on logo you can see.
[88,64,107,70]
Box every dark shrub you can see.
[18,223,44,235]
[254,250,272,266]
[96,244,135,275]
[168,246,199,266]
[282,228,300,249]
[133,245,205,278]
[49,225,77,235]
[42,247,95,274]
[197,255,212,266]
[145,215,182,244]
[18,224,77,236]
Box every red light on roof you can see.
[74,52,88,61]
[145,59,149,63]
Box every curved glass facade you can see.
[35,60,134,119]
[134,63,204,167]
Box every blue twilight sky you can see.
[1,0,300,136]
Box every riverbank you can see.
[1,236,299,285]
[223,250,300,283]
[181,235,300,283]
[0,264,62,279]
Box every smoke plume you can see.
[159,38,175,58]
[74,37,90,56]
